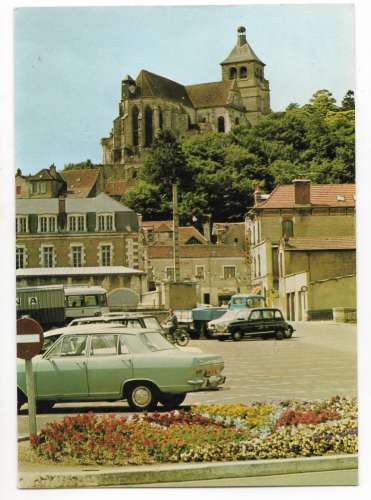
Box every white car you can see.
[207,309,251,337]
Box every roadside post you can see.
[16,317,44,436]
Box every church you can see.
[101,26,270,172]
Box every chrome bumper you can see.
[187,374,226,389]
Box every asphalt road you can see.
[17,321,357,435]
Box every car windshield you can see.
[143,317,161,329]
[124,331,175,353]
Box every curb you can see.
[18,454,358,488]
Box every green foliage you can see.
[124,89,354,222]
[63,159,97,170]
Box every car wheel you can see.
[126,383,158,412]
[17,389,27,415]
[275,330,284,340]
[158,392,186,409]
[218,336,227,341]
[36,401,55,414]
[283,327,293,339]
[232,330,242,342]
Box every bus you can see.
[16,285,109,328]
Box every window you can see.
[38,215,57,233]
[16,186,21,195]
[195,265,205,279]
[132,106,139,146]
[16,247,26,269]
[159,108,163,129]
[282,219,294,238]
[229,67,237,79]
[144,106,153,147]
[32,182,47,194]
[60,336,87,357]
[100,245,112,266]
[217,116,225,133]
[257,255,261,276]
[274,310,283,320]
[249,310,262,321]
[239,66,247,78]
[97,214,115,232]
[84,295,98,307]
[143,317,161,329]
[91,335,118,356]
[41,246,54,268]
[166,267,175,280]
[66,295,84,308]
[16,216,28,233]
[70,245,84,267]
[68,215,85,232]
[224,266,236,279]
[125,319,142,328]
[262,310,274,320]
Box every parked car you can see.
[41,314,163,352]
[212,308,294,341]
[17,325,226,412]
[208,308,251,336]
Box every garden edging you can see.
[18,454,358,488]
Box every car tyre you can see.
[158,392,186,409]
[17,389,27,415]
[36,401,55,414]
[275,330,284,340]
[126,383,158,412]
[232,330,243,342]
[218,336,227,341]
[283,327,293,339]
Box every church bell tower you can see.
[220,26,270,125]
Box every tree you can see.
[308,89,337,115]
[63,159,96,170]
[341,90,355,110]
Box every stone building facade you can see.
[101,26,270,171]
[15,192,145,292]
[245,180,356,319]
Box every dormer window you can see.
[16,216,28,233]
[97,213,115,232]
[38,215,57,233]
[68,214,86,232]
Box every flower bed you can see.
[30,396,357,466]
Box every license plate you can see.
[205,367,219,376]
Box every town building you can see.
[141,220,250,306]
[245,180,356,319]
[100,26,270,176]
[15,191,145,293]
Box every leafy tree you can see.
[63,159,97,170]
[308,89,337,115]
[341,90,355,110]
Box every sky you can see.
[14,4,355,175]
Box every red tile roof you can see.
[256,184,356,209]
[148,245,246,259]
[142,222,207,243]
[285,236,356,251]
[62,169,100,198]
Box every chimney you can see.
[237,26,247,47]
[254,184,263,206]
[293,179,311,205]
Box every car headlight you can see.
[216,324,228,333]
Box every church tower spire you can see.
[220,26,270,125]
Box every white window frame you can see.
[223,265,236,280]
[67,214,86,232]
[16,245,28,269]
[39,244,56,268]
[69,244,85,267]
[98,242,114,266]
[96,213,115,232]
[37,215,57,233]
[16,215,29,234]
[195,265,205,280]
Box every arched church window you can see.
[132,106,139,146]
[144,106,153,147]
[159,108,163,130]
[229,67,237,80]
[239,66,247,78]
[217,116,225,133]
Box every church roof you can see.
[136,70,193,107]
[186,81,232,109]
[221,28,264,66]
